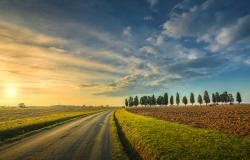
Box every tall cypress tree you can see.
[215,92,220,105]
[182,96,188,106]
[198,95,203,106]
[163,93,168,106]
[128,96,134,107]
[212,93,216,105]
[176,92,180,106]
[157,96,164,106]
[147,96,152,107]
[144,96,148,107]
[141,96,148,107]
[236,92,242,104]
[220,93,225,104]
[134,96,139,107]
[203,90,210,106]
[125,99,128,107]
[140,97,143,106]
[190,93,195,105]
[228,94,234,104]
[170,95,174,105]
[152,94,156,106]
[224,92,229,104]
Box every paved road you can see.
[0,111,113,160]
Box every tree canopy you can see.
[236,92,242,104]
[190,93,195,105]
[182,96,188,106]
[176,92,180,106]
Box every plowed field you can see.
[128,105,250,136]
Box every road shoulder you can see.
[110,111,129,160]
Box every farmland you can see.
[114,109,250,160]
[0,106,104,144]
[129,105,250,136]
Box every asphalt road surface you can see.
[0,111,113,160]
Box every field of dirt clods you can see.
[128,105,250,136]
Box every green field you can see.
[0,106,103,144]
[114,109,250,160]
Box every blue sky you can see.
[0,0,249,105]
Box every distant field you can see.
[0,106,103,121]
[0,106,104,144]
[129,104,250,136]
[115,109,250,160]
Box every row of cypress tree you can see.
[125,91,242,107]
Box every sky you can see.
[0,0,250,106]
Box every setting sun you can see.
[5,84,17,97]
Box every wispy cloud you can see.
[245,59,250,65]
[139,46,157,55]
[147,0,158,8]
[160,0,250,54]
[0,22,65,45]
[208,15,250,52]
[122,26,132,37]
[0,22,126,98]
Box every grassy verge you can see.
[0,110,103,145]
[110,112,129,160]
[115,109,250,160]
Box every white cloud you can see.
[209,15,250,52]
[139,46,157,55]
[146,35,164,46]
[162,9,195,38]
[161,0,239,41]
[122,26,132,37]
[161,0,212,39]
[176,50,199,61]
[245,59,250,65]
[155,35,164,46]
[197,34,212,43]
[150,73,182,86]
[147,0,158,8]
[187,52,199,60]
[159,42,205,61]
[160,0,250,53]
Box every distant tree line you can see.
[124,91,242,107]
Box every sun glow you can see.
[5,84,17,97]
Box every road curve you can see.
[0,110,113,160]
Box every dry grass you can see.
[0,106,104,143]
[0,106,103,121]
[128,104,250,136]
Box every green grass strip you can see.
[110,112,130,160]
[115,109,250,160]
